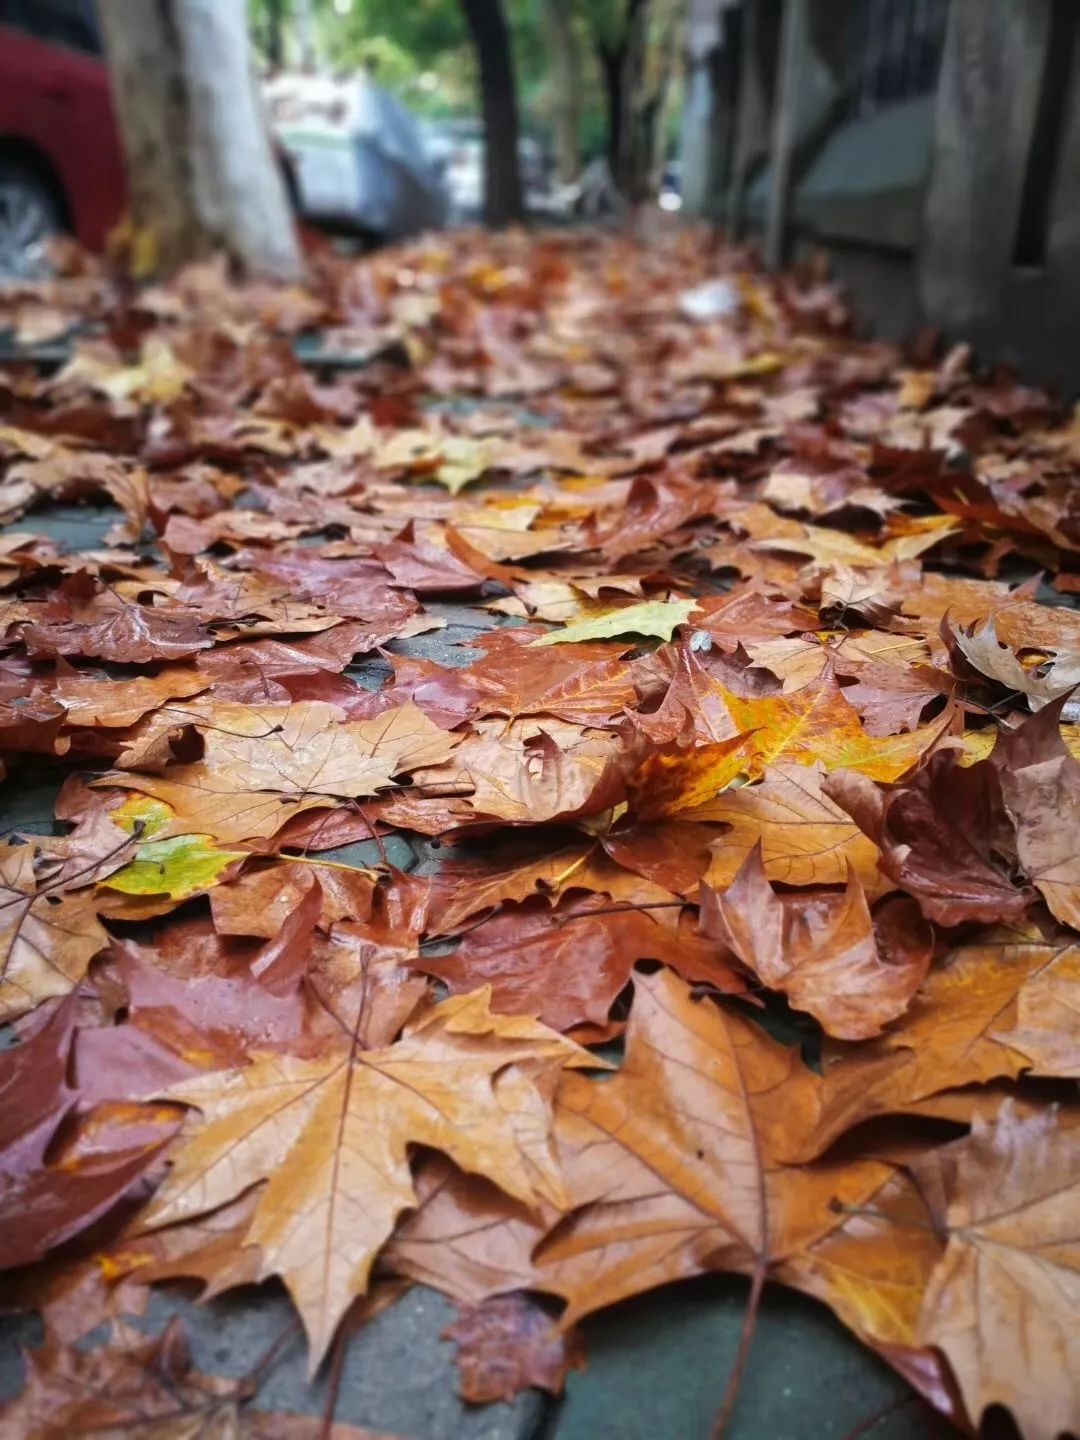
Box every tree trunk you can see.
[459,0,525,226]
[615,0,650,200]
[265,0,285,70]
[597,42,624,178]
[542,0,581,184]
[294,0,317,69]
[97,0,302,280]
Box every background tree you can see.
[99,0,301,279]
[542,0,582,183]
[584,0,685,200]
[459,0,525,225]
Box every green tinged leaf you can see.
[110,793,175,839]
[532,598,698,647]
[101,835,246,899]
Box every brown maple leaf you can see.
[443,1292,585,1403]
[824,751,1034,927]
[140,987,598,1369]
[700,845,932,1039]
[0,843,110,1022]
[911,1103,1080,1440]
[418,894,743,1033]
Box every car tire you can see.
[0,160,64,280]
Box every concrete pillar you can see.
[918,0,1080,387]
[920,0,1052,338]
[680,0,742,218]
[727,0,782,235]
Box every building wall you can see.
[921,0,1080,389]
[692,0,1080,388]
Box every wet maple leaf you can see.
[384,1155,549,1305]
[418,894,743,1033]
[0,1318,402,1439]
[122,699,459,800]
[100,833,246,900]
[700,845,932,1039]
[18,578,212,663]
[911,1104,1080,1440]
[456,638,637,724]
[699,762,885,894]
[0,1099,181,1271]
[0,843,111,1022]
[444,1293,585,1403]
[993,693,1080,930]
[534,970,884,1327]
[42,666,209,729]
[774,1166,967,1429]
[824,751,1034,926]
[532,597,697,646]
[787,922,1078,1162]
[0,998,78,1175]
[92,776,333,846]
[628,677,953,818]
[140,987,598,1369]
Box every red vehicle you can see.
[0,0,126,276]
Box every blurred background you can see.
[2,1,1079,385]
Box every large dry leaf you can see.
[700,846,931,1039]
[824,752,1033,926]
[533,970,884,1324]
[911,1104,1080,1440]
[141,987,597,1368]
[994,693,1080,929]
[0,844,110,1021]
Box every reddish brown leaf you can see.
[700,845,932,1039]
[444,1293,586,1402]
[418,894,743,1033]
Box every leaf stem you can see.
[711,1259,766,1439]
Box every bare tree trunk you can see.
[616,0,650,200]
[460,0,525,226]
[623,0,685,204]
[98,0,302,280]
[265,0,285,70]
[542,0,581,183]
[597,42,624,177]
[294,0,317,69]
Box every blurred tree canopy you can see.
[248,0,613,151]
[248,0,683,192]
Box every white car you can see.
[265,71,446,240]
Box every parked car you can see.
[265,70,447,242]
[0,2,443,278]
[0,0,126,276]
[423,120,552,222]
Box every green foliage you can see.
[102,834,246,900]
[246,0,617,148]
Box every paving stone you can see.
[320,833,417,871]
[0,1286,546,1440]
[0,502,943,1440]
[554,1277,922,1440]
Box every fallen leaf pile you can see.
[1,228,1079,1438]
